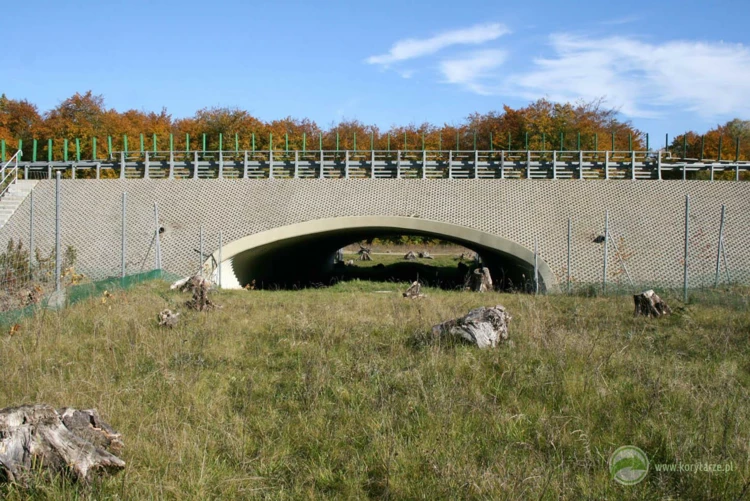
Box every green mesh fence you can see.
[0,269,179,326]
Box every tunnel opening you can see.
[212,217,555,293]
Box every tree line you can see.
[0,91,748,161]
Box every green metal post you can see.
[202,134,206,152]
[63,139,68,162]
[285,133,288,153]
[628,134,632,152]
[370,132,374,150]
[219,133,223,152]
[456,131,459,150]
[542,133,546,150]
[32,139,37,162]
[76,138,81,161]
[525,132,528,151]
[736,137,741,161]
[577,132,580,151]
[645,133,649,151]
[152,133,157,153]
[387,134,390,151]
[108,136,112,156]
[235,133,239,153]
[319,133,322,150]
[17,140,22,159]
[353,132,357,151]
[489,132,493,151]
[123,135,128,155]
[422,132,425,151]
[251,133,255,152]
[594,134,598,151]
[92,137,97,160]
[718,136,722,161]
[508,132,511,150]
[700,136,704,161]
[439,133,442,151]
[140,134,144,153]
[665,133,669,150]
[404,132,407,150]
[684,135,688,159]
[560,132,564,151]
[302,133,306,152]
[0,139,4,163]
[169,134,173,152]
[473,130,476,150]
[270,133,273,151]
[611,132,615,151]
[48,139,53,162]
[186,134,190,152]
[336,132,339,152]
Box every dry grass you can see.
[1,279,749,499]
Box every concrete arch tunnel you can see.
[207,216,556,292]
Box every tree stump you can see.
[158,309,180,328]
[418,251,434,260]
[404,251,417,260]
[466,267,493,292]
[402,280,425,299]
[431,305,511,348]
[0,405,125,484]
[358,245,372,261]
[633,290,672,317]
[182,276,219,311]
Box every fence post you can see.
[683,195,690,302]
[218,231,223,289]
[602,210,609,293]
[199,226,204,275]
[714,204,726,287]
[154,202,162,271]
[567,218,571,293]
[29,190,34,279]
[533,238,539,295]
[55,172,61,292]
[121,193,127,278]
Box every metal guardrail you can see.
[0,151,21,199]
[12,149,750,181]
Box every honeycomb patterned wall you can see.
[0,179,748,290]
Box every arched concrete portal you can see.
[208,216,556,292]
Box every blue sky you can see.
[3,0,749,139]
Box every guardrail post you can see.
[169,152,175,179]
[371,150,376,178]
[319,150,324,179]
[448,150,453,179]
[269,150,274,179]
[120,152,126,179]
[500,151,505,179]
[422,150,427,179]
[144,151,150,179]
[526,150,531,179]
[657,150,662,180]
[604,151,610,180]
[218,151,224,179]
[474,150,479,179]
[294,150,299,179]
[579,151,583,179]
[396,150,401,179]
[345,150,350,179]
[631,151,636,180]
[552,151,557,180]
[243,151,249,178]
[193,151,199,179]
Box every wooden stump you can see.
[181,276,219,311]
[404,251,417,260]
[0,405,125,484]
[633,290,672,317]
[418,251,434,260]
[358,245,372,261]
[431,305,511,348]
[402,280,425,299]
[466,267,493,292]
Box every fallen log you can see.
[0,405,125,484]
[431,305,511,348]
[633,290,672,317]
[418,251,434,260]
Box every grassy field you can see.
[1,274,749,499]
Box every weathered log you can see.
[633,290,672,317]
[0,405,125,484]
[418,251,434,260]
[402,280,425,299]
[404,251,417,260]
[466,267,493,292]
[158,309,180,328]
[432,305,511,348]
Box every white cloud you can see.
[506,34,750,118]
[439,49,507,95]
[366,23,509,66]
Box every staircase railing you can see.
[0,150,22,200]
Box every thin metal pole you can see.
[566,218,571,293]
[683,195,690,302]
[121,192,127,278]
[218,231,223,288]
[29,190,34,279]
[714,204,726,287]
[602,210,609,293]
[609,234,634,288]
[199,226,204,275]
[534,240,540,294]
[55,172,61,292]
[154,202,162,270]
